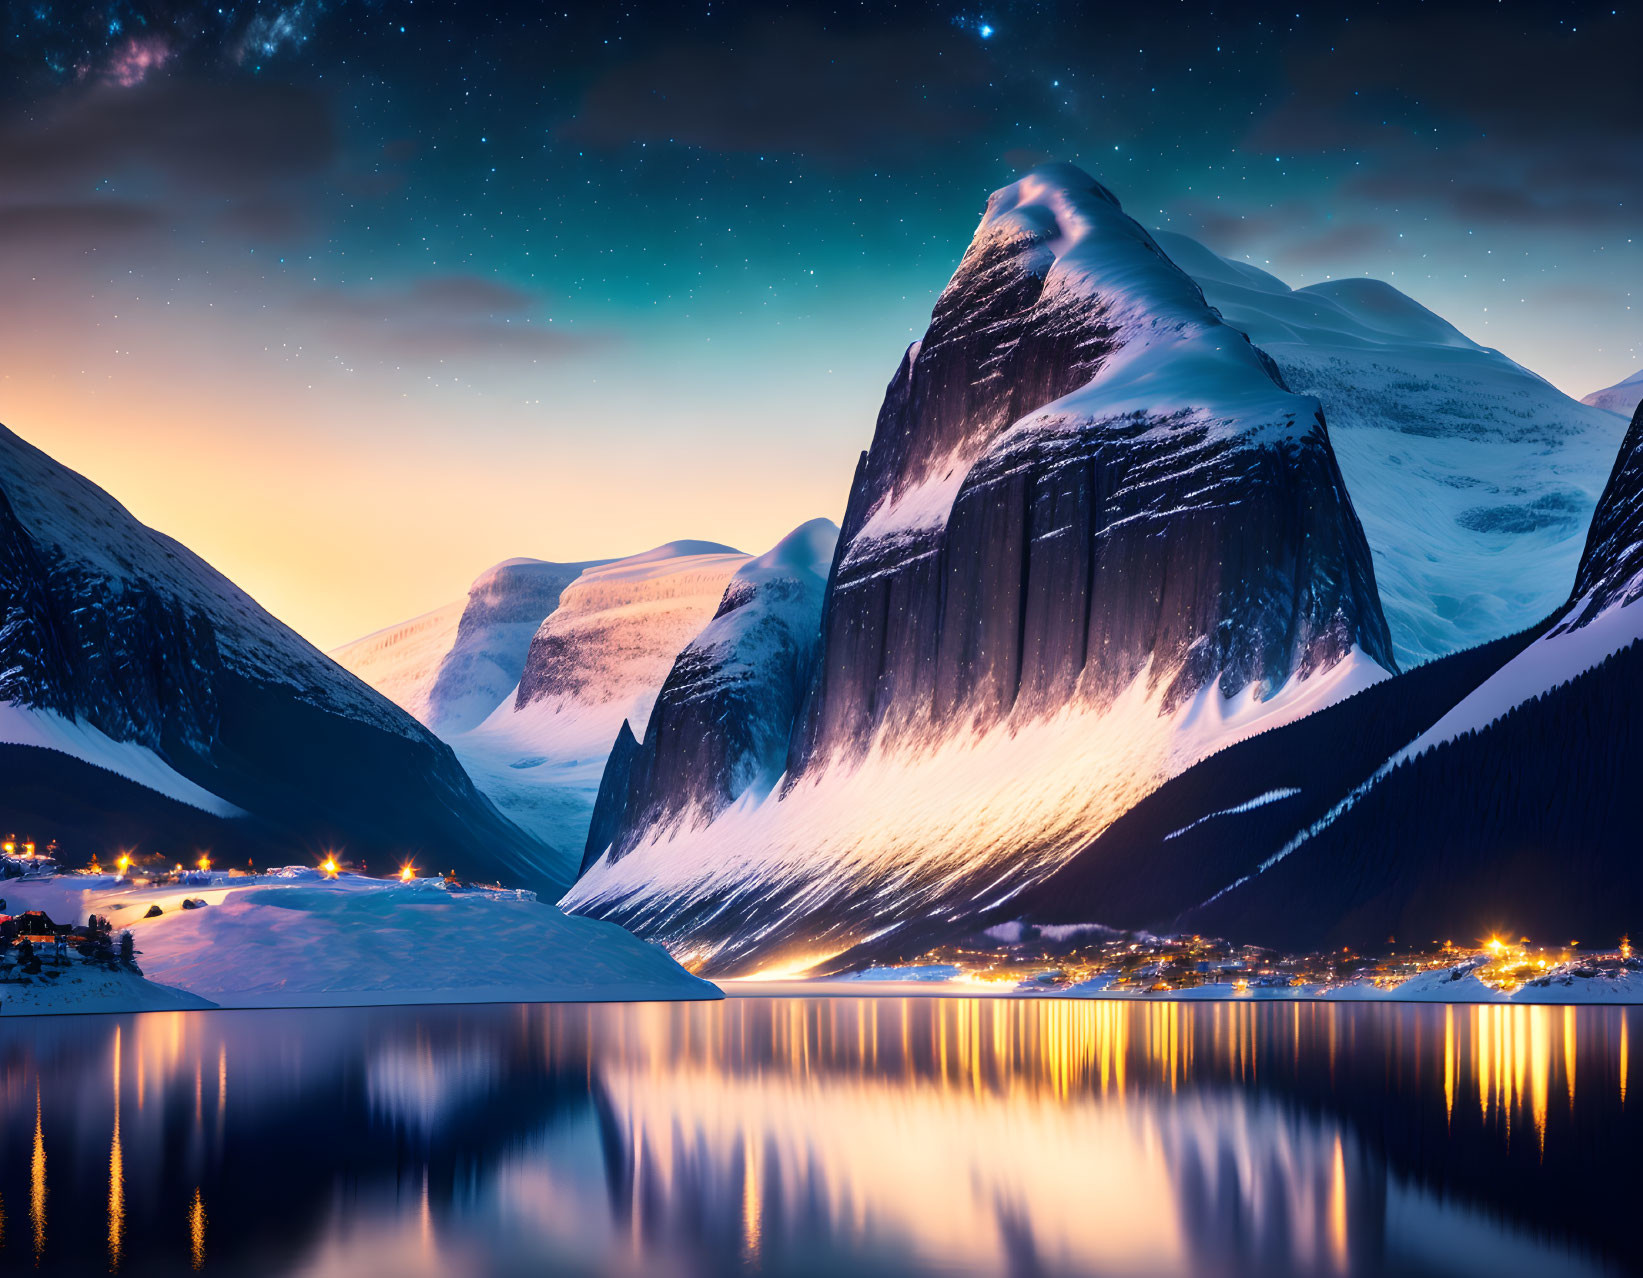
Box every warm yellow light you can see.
[1,842,13,855]
[196,855,211,873]
[322,857,339,877]
[399,864,415,882]
[116,854,131,873]
[1487,938,1505,954]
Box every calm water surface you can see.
[0,997,1635,1277]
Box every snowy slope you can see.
[1582,368,1643,417]
[449,541,746,882]
[330,598,465,724]
[331,556,610,734]
[2,871,720,1007]
[0,963,217,1016]
[566,166,1394,975]
[583,518,838,875]
[1158,232,1627,667]
[0,702,240,815]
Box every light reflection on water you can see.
[0,998,1635,1276]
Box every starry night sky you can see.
[1,1,1638,647]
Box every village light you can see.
[400,863,416,882]
[197,854,211,873]
[322,856,339,877]
[117,853,131,876]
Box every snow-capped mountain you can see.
[447,540,746,883]
[583,518,838,876]
[565,165,1395,974]
[1159,233,1626,668]
[1016,398,1643,953]
[0,420,554,888]
[332,556,608,733]
[1582,368,1643,418]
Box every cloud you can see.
[299,275,615,361]
[1173,199,1391,260]
[0,78,336,200]
[1250,13,1643,230]
[562,16,994,162]
[0,76,349,267]
[0,200,163,248]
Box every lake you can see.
[0,997,1634,1276]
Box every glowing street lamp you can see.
[321,856,340,878]
[399,863,416,883]
[116,853,132,878]
[196,854,211,873]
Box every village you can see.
[852,922,1643,1001]
[0,828,520,1008]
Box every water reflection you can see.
[0,999,1634,1276]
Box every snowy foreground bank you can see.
[0,870,718,1015]
[751,956,1643,1005]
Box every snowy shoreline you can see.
[727,959,1643,1005]
[0,869,719,1016]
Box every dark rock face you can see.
[1564,402,1643,624]
[582,520,836,875]
[0,422,556,890]
[787,164,1393,775]
[1,483,224,755]
[581,719,641,877]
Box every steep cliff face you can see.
[0,421,555,889]
[448,540,746,882]
[329,599,465,726]
[581,519,837,876]
[331,556,609,733]
[565,166,1395,974]
[0,483,223,760]
[425,557,608,732]
[1565,402,1643,622]
[1160,232,1626,667]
